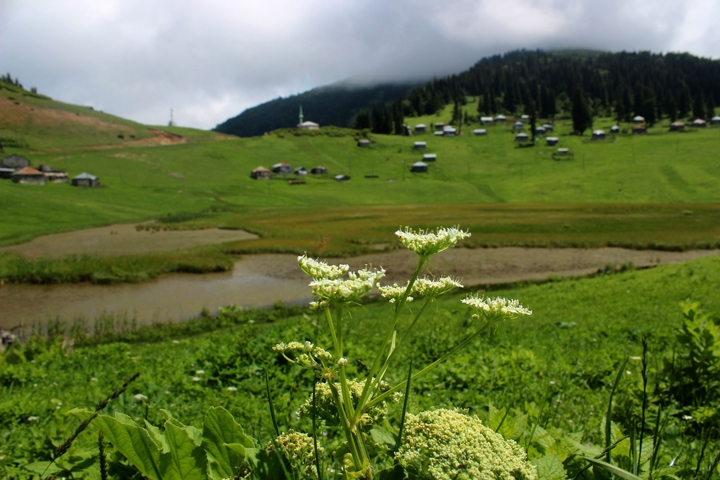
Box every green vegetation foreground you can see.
[2,250,719,478]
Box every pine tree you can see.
[571,87,593,134]
[693,93,706,119]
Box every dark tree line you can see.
[0,73,23,89]
[357,49,720,135]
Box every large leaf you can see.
[582,456,643,480]
[94,414,163,480]
[159,421,208,480]
[532,453,566,480]
[202,406,257,480]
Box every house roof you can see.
[592,130,605,135]
[712,116,720,121]
[473,129,486,133]
[273,162,291,167]
[414,124,426,128]
[632,125,646,129]
[423,154,437,158]
[74,172,98,180]
[298,121,319,127]
[414,141,426,145]
[633,116,645,121]
[252,166,270,172]
[693,118,706,124]
[546,137,559,141]
[12,167,43,176]
[412,161,427,167]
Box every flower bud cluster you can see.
[395,226,470,257]
[273,341,334,371]
[378,282,413,303]
[309,267,385,304]
[396,409,537,480]
[265,429,323,478]
[379,276,463,304]
[461,295,532,318]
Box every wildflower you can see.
[337,357,348,367]
[461,295,532,318]
[265,430,324,478]
[396,409,537,480]
[227,386,238,392]
[195,370,205,375]
[396,226,470,257]
[27,416,40,422]
[134,394,148,401]
[274,342,334,370]
[192,376,201,382]
[412,277,463,298]
[378,282,412,303]
[298,255,349,280]
[310,270,383,304]
[90,378,97,382]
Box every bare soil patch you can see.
[0,224,258,258]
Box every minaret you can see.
[168,108,175,127]
[299,105,304,125]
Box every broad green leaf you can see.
[158,421,207,480]
[582,456,643,480]
[202,406,257,480]
[93,413,163,480]
[145,420,170,453]
[532,453,566,480]
[370,427,396,447]
[23,461,63,475]
[166,416,204,447]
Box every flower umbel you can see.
[396,226,470,257]
[412,276,463,298]
[378,282,413,304]
[461,295,532,318]
[298,255,349,280]
[309,266,385,304]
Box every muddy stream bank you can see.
[2,247,718,330]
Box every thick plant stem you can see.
[328,381,366,472]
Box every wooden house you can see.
[513,121,524,131]
[250,166,271,179]
[632,125,647,135]
[0,167,14,179]
[311,166,328,174]
[494,115,507,122]
[357,139,370,147]
[443,126,456,137]
[71,172,100,187]
[334,174,350,182]
[542,124,554,132]
[472,129,487,136]
[410,161,428,173]
[38,164,69,183]
[633,115,645,123]
[515,133,529,142]
[669,122,685,131]
[520,114,529,120]
[1,154,30,170]
[692,118,707,128]
[434,122,445,130]
[535,127,546,135]
[423,153,437,162]
[592,130,606,139]
[413,141,427,150]
[295,167,308,175]
[433,131,444,136]
[272,162,293,174]
[610,125,620,133]
[546,137,559,146]
[480,116,494,124]
[711,116,720,125]
[414,124,427,132]
[11,166,45,185]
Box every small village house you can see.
[410,161,428,173]
[592,130,606,139]
[546,137,559,146]
[71,172,100,187]
[557,148,570,155]
[272,162,293,174]
[669,122,685,131]
[1,154,30,170]
[423,153,437,162]
[433,131,444,137]
[513,121,524,131]
[711,116,720,125]
[692,118,707,128]
[413,141,427,150]
[443,126,456,137]
[310,166,328,174]
[535,127,546,135]
[542,124,554,132]
[494,115,507,122]
[357,139,370,147]
[632,125,647,135]
[294,166,308,175]
[0,167,14,179]
[515,133,529,142]
[334,174,350,181]
[610,125,621,133]
[414,124,427,132]
[480,116,494,124]
[472,129,487,136]
[434,122,445,130]
[38,164,69,183]
[250,166,271,180]
[11,166,45,185]
[520,114,529,120]
[633,115,645,123]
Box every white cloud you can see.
[0,0,718,130]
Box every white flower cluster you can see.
[412,277,463,298]
[379,277,463,303]
[378,282,413,303]
[461,295,532,317]
[265,429,323,478]
[396,226,470,257]
[396,409,537,480]
[274,341,334,370]
[298,255,349,280]
[309,267,385,304]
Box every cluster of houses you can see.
[0,154,100,187]
[250,163,337,180]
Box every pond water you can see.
[1,248,718,330]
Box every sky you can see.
[1,0,719,130]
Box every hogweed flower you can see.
[298,255,349,280]
[412,276,463,298]
[461,295,532,318]
[378,282,413,303]
[396,226,470,258]
[265,430,324,478]
[396,409,537,480]
[274,341,335,371]
[310,266,384,304]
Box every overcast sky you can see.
[1,0,719,130]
